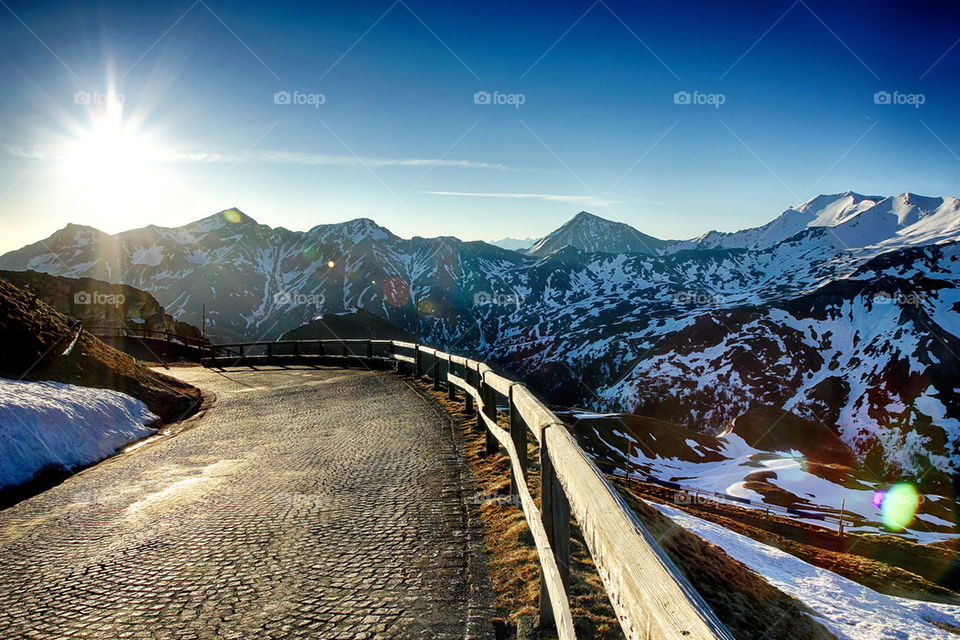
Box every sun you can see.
[56,96,170,227]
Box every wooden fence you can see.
[87,325,209,349]
[202,339,734,640]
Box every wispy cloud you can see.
[6,145,509,171]
[422,190,622,207]
[173,150,509,170]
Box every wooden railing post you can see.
[509,385,528,495]
[478,373,498,457]
[446,359,456,401]
[266,343,273,358]
[414,345,422,378]
[293,341,300,358]
[366,340,373,358]
[432,353,442,391]
[539,427,571,630]
[318,340,325,356]
[341,341,349,357]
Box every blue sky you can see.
[1,0,959,252]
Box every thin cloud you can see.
[5,145,509,171]
[174,151,509,170]
[422,190,622,207]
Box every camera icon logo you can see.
[73,91,91,105]
[873,91,891,105]
[473,91,492,105]
[673,90,692,105]
[74,291,92,305]
[274,91,292,105]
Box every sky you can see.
[1,0,959,253]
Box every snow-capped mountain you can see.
[663,192,960,253]
[527,211,666,256]
[4,193,960,487]
[490,236,537,251]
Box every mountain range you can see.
[3,192,960,489]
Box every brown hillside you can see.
[0,279,200,422]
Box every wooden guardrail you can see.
[202,339,734,639]
[87,325,209,349]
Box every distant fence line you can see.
[202,339,734,640]
[87,325,208,349]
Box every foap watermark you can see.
[74,290,125,308]
[473,90,526,108]
[673,90,725,108]
[274,291,326,306]
[873,291,925,306]
[473,290,525,307]
[673,490,710,506]
[73,90,125,106]
[873,90,925,108]
[466,490,522,508]
[673,291,725,306]
[273,91,326,108]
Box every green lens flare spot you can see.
[881,483,920,531]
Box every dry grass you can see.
[416,379,837,639]
[415,382,621,639]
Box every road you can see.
[0,366,492,639]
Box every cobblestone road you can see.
[0,366,492,639]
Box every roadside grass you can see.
[415,379,834,639]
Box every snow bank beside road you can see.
[0,378,158,489]
[653,501,960,639]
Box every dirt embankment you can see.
[0,278,201,422]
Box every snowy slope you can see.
[663,192,960,254]
[654,502,960,640]
[0,378,158,488]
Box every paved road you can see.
[0,366,491,639]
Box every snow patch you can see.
[0,379,158,488]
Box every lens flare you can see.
[223,209,243,224]
[880,483,920,531]
[327,260,336,268]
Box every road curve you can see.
[0,366,492,639]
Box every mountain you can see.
[490,237,537,251]
[663,192,960,253]
[5,195,960,496]
[526,211,667,256]
[279,308,414,341]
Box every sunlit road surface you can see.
[0,366,491,639]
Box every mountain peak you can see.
[527,211,665,257]
[571,210,603,222]
[183,208,259,232]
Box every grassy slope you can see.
[0,279,200,422]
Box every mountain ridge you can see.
[3,192,960,492]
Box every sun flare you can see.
[56,96,170,227]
